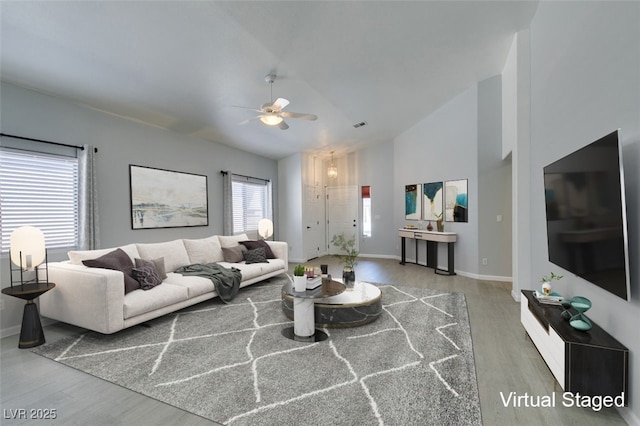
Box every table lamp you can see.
[9,226,47,285]
[258,218,273,240]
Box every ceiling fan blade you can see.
[280,111,318,121]
[238,116,261,125]
[272,98,290,111]
[233,105,264,113]
[278,120,289,130]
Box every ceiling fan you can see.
[236,74,318,130]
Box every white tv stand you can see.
[520,290,628,402]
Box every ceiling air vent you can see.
[353,121,367,129]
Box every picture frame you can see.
[422,181,443,221]
[129,165,208,229]
[445,179,468,222]
[405,184,422,220]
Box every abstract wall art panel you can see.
[422,181,443,221]
[405,184,422,220]
[445,179,468,222]
[130,165,208,229]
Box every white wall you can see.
[354,141,396,257]
[526,2,640,423]
[277,153,303,263]
[0,82,279,336]
[502,34,518,160]
[394,85,480,275]
[477,75,512,279]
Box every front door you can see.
[326,185,359,254]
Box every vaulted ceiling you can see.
[1,1,538,160]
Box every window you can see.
[0,148,79,252]
[362,185,371,237]
[231,176,272,235]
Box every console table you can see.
[398,228,457,275]
[520,290,628,403]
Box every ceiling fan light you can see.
[259,114,283,126]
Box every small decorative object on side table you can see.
[5,226,55,348]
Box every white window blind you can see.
[231,178,270,235]
[0,149,79,251]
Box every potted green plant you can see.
[293,264,307,292]
[331,233,359,287]
[540,271,563,295]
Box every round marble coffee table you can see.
[281,279,345,342]
[282,280,382,336]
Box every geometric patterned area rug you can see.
[33,277,482,425]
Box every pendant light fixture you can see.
[327,151,338,179]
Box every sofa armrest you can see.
[266,241,288,265]
[39,262,126,334]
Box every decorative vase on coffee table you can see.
[342,267,355,289]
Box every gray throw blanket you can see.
[174,263,242,303]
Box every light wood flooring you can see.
[0,257,627,425]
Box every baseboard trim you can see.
[1,317,57,339]
[358,253,397,260]
[619,406,640,426]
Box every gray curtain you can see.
[222,171,233,236]
[78,145,99,249]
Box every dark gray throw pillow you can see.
[132,265,163,290]
[244,247,268,264]
[239,240,276,259]
[83,248,140,294]
[135,257,167,281]
[222,245,247,263]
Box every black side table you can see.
[2,282,55,348]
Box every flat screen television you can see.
[543,130,631,301]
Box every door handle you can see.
[307,226,311,229]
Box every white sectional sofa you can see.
[40,234,288,334]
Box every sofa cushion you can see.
[244,247,268,264]
[218,233,249,248]
[136,240,190,272]
[132,265,163,290]
[68,244,140,265]
[82,248,141,294]
[183,236,224,264]
[135,257,167,281]
[163,273,215,298]
[123,283,189,319]
[216,259,283,282]
[240,240,275,259]
[222,245,247,263]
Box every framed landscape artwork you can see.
[129,165,208,229]
[445,179,468,222]
[422,181,443,221]
[405,184,422,220]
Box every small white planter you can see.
[294,276,307,292]
[542,281,552,295]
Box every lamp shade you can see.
[259,114,283,126]
[10,226,46,270]
[258,218,274,239]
